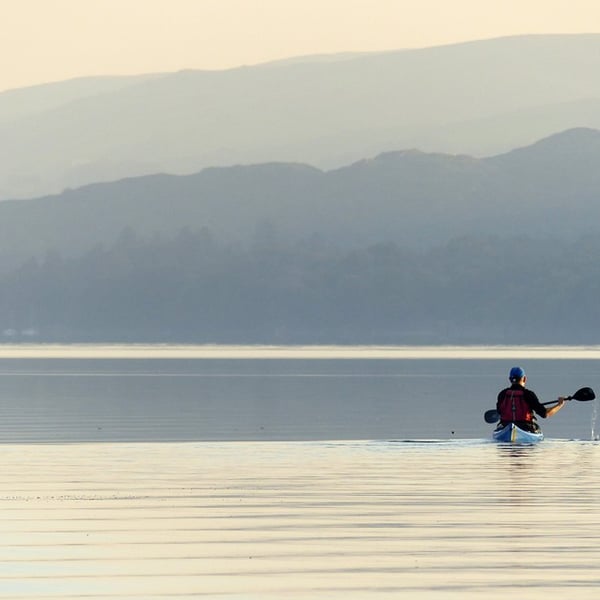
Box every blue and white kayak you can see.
[492,423,544,443]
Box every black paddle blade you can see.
[570,387,596,402]
[484,409,500,424]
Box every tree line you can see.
[1,227,599,344]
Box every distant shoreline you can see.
[0,344,599,359]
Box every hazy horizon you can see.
[2,0,600,93]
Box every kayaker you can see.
[496,366,565,432]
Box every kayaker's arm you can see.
[544,397,566,417]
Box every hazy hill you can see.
[0,128,598,276]
[3,34,600,199]
[0,74,161,125]
[1,127,600,343]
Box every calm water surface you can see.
[0,347,599,598]
[1,440,600,598]
[0,347,599,441]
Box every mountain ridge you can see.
[1,126,600,343]
[0,127,598,276]
[3,34,600,199]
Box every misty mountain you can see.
[2,211,599,344]
[0,127,599,276]
[3,34,600,199]
[1,127,600,344]
[0,74,161,125]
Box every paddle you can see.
[541,386,595,406]
[484,409,501,424]
[483,387,595,424]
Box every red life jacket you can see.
[498,388,534,422]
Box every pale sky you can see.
[1,0,599,92]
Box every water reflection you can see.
[4,440,600,598]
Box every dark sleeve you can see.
[496,389,505,410]
[525,389,547,418]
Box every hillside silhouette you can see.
[1,128,600,343]
[0,127,598,273]
[2,34,600,199]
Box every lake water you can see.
[1,346,600,598]
[1,345,599,442]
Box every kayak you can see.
[492,422,544,443]
[493,423,544,443]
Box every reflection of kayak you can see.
[492,423,544,443]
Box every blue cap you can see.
[509,366,525,381]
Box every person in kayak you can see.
[496,366,565,432]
